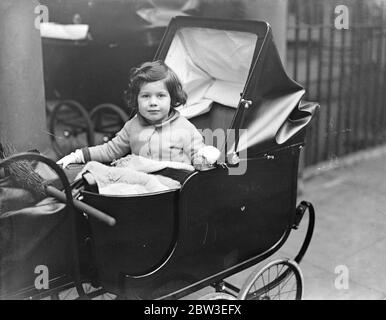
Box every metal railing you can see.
[287,0,386,166]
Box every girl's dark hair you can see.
[125,60,187,110]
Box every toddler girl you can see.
[57,60,220,169]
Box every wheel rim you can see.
[90,103,128,145]
[198,292,237,300]
[49,100,94,157]
[238,259,303,300]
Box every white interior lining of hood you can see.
[165,27,257,119]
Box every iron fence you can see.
[287,0,386,166]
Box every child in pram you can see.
[57,60,220,170]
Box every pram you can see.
[0,16,318,300]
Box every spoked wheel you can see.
[237,259,303,300]
[198,292,237,300]
[90,103,129,145]
[49,100,94,157]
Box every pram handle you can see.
[46,185,116,226]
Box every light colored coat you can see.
[84,110,206,165]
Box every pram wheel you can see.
[90,103,129,144]
[237,259,303,300]
[49,100,94,157]
[198,292,237,300]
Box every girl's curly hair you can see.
[125,60,187,110]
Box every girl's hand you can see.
[193,156,211,171]
[193,146,221,171]
[56,149,84,169]
[197,146,221,164]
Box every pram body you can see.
[81,16,319,299]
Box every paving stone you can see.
[341,239,386,295]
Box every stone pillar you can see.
[0,0,49,153]
[242,0,288,66]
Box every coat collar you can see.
[136,109,180,128]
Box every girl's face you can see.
[137,80,171,124]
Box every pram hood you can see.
[155,16,319,157]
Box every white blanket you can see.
[77,155,194,196]
[112,154,195,172]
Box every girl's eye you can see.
[158,94,166,98]
[140,94,149,98]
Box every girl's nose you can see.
[149,96,158,105]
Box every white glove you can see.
[193,146,221,170]
[56,149,85,169]
[197,146,221,164]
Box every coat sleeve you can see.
[181,120,206,164]
[85,120,132,163]
[181,119,221,167]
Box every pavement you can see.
[292,151,386,299]
[185,149,386,300]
